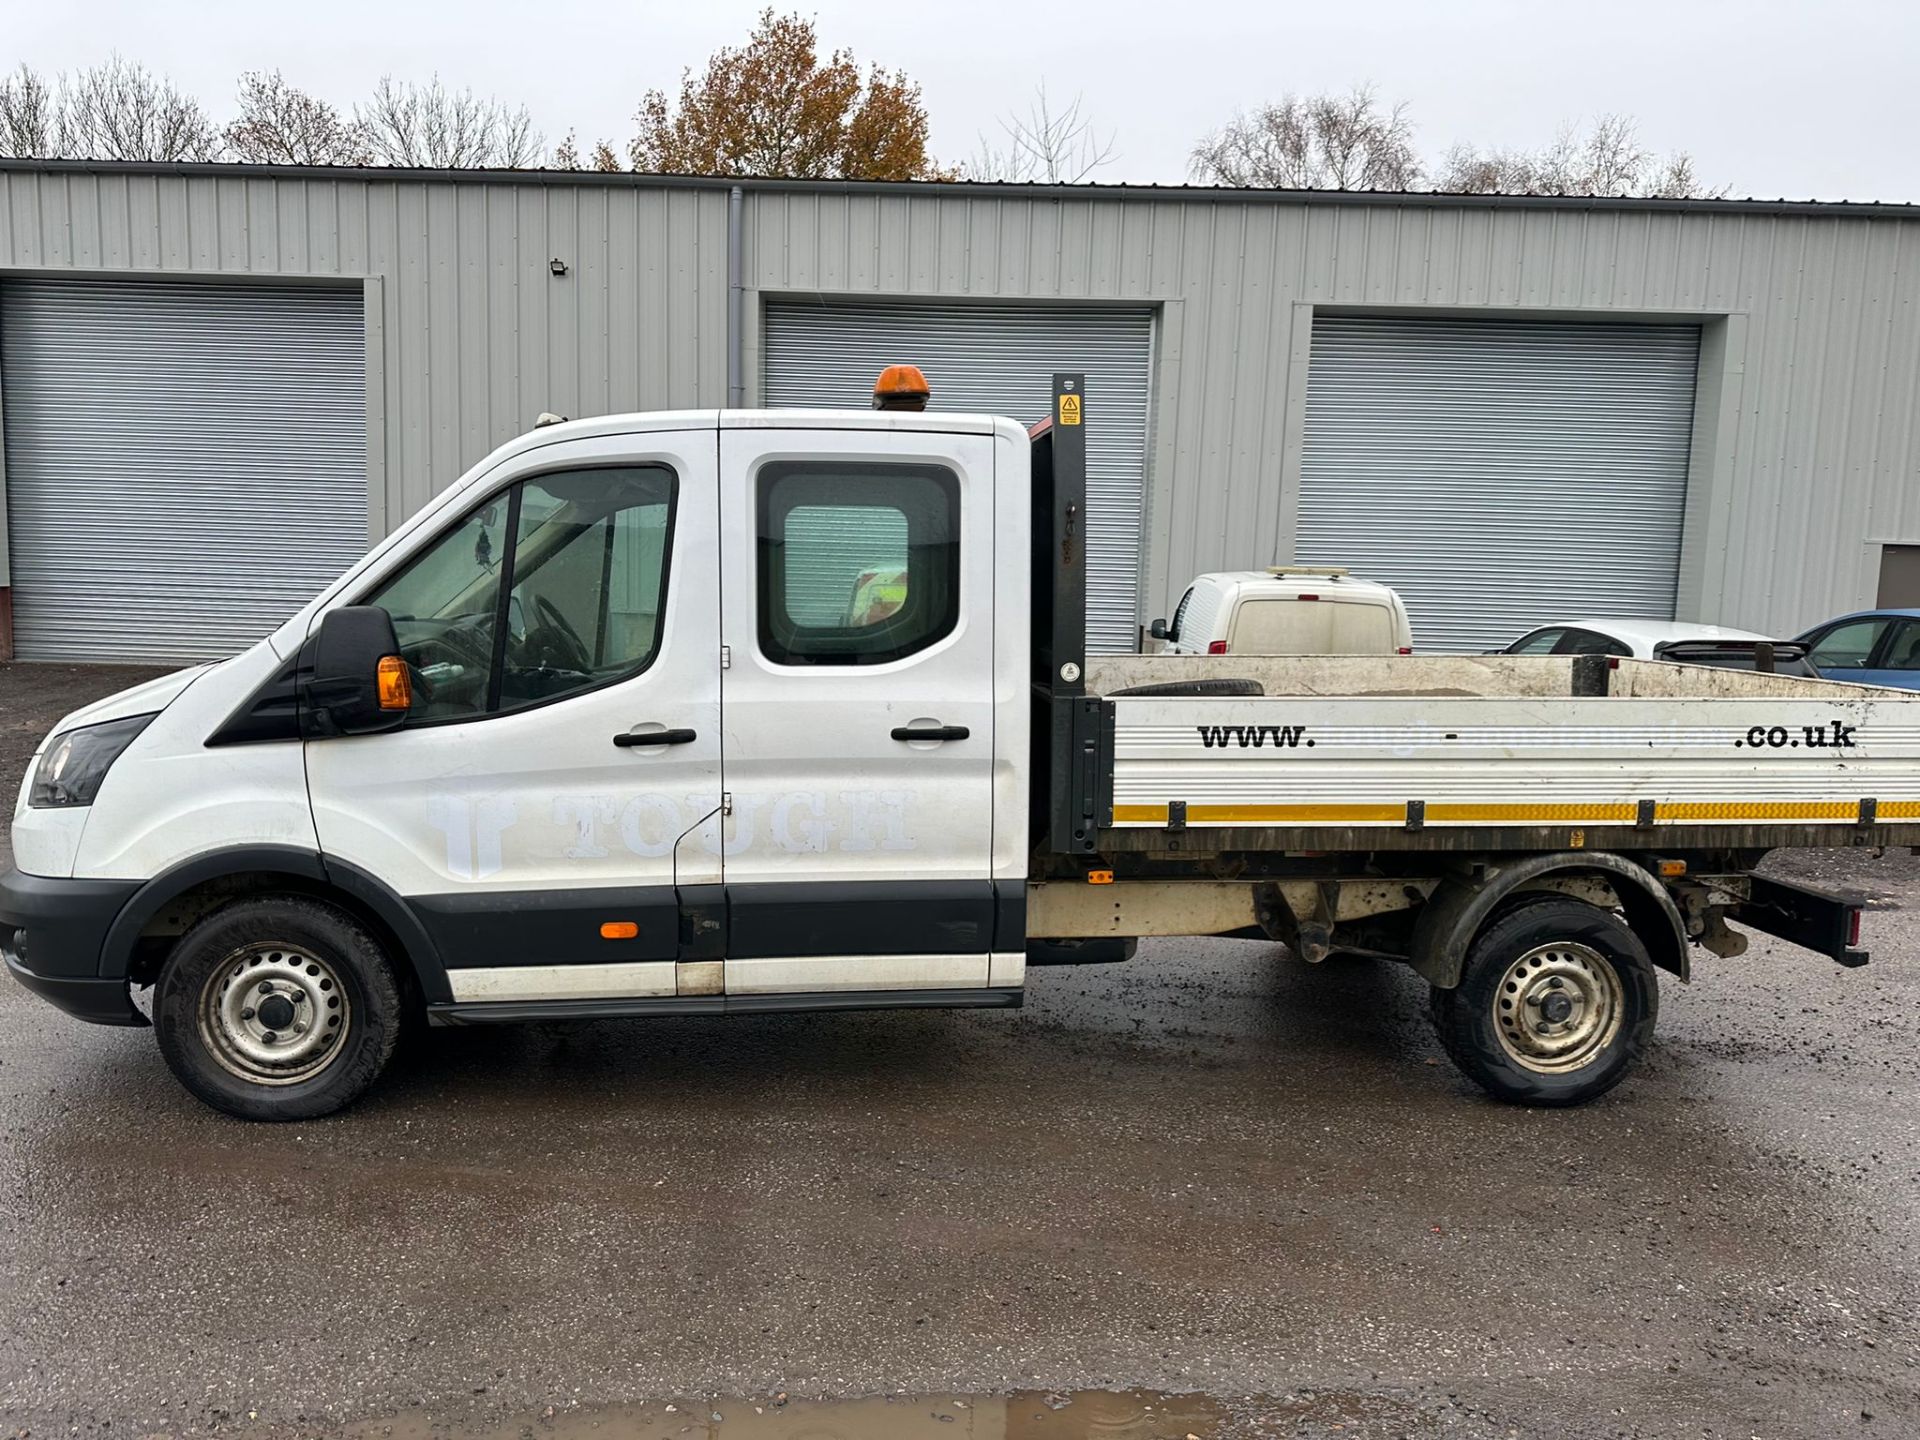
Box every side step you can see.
[428,986,1025,1026]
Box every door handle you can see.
[890,724,970,742]
[615,727,698,747]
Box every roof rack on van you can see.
[1266,565,1350,579]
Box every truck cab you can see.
[5,406,1035,1118]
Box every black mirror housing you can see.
[1148,618,1169,641]
[302,606,408,738]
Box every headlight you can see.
[29,714,156,809]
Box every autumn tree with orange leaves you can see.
[630,10,943,180]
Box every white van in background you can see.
[1150,567,1414,656]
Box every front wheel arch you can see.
[104,848,447,1007]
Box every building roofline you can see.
[1,156,1914,221]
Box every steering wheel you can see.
[532,594,592,672]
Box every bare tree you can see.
[57,55,221,161]
[964,85,1115,184]
[225,71,368,165]
[355,75,541,168]
[0,65,67,157]
[1438,115,1723,198]
[1191,86,1420,190]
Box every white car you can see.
[1150,567,1414,656]
[1492,619,1817,675]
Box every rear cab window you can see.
[756,461,961,666]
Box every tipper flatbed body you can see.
[0,372,1895,1117]
[1094,651,1920,853]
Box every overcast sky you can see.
[8,0,1918,200]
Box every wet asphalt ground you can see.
[1,660,1918,1439]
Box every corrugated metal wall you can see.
[1,278,367,661]
[1297,316,1701,651]
[3,166,1919,642]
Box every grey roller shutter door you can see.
[2,279,367,662]
[763,300,1154,653]
[1297,316,1700,653]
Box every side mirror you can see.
[302,606,411,737]
[1148,618,1169,641]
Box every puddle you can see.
[348,1389,1230,1439]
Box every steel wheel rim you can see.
[197,944,351,1086]
[1492,940,1624,1074]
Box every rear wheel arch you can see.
[1411,851,1690,990]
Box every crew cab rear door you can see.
[717,418,1001,996]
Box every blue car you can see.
[1794,609,1920,688]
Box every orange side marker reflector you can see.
[600,921,639,940]
[1657,859,1688,878]
[376,655,412,710]
[1087,869,1115,885]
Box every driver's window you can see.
[498,469,673,712]
[363,465,676,725]
[365,502,510,722]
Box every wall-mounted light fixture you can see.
[549,257,569,277]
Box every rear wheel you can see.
[154,896,403,1121]
[1430,896,1657,1106]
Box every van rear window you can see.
[1230,598,1393,655]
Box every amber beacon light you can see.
[872,363,931,412]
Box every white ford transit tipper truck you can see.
[1,374,1902,1119]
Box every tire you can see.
[153,896,404,1121]
[1429,896,1657,1106]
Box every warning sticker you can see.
[1058,393,1082,426]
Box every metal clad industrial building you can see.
[2,160,1919,661]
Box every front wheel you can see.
[1430,896,1657,1106]
[153,896,404,1121]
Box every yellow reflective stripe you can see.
[1878,800,1920,819]
[1190,803,1405,824]
[1653,800,1856,822]
[1426,803,1637,823]
[1109,803,1406,823]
